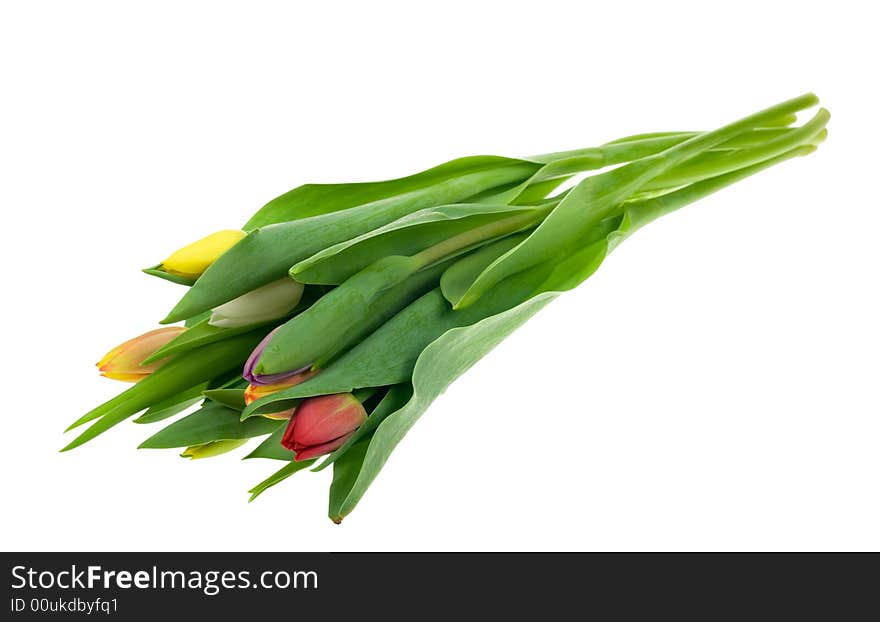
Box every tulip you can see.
[97,327,186,382]
[244,370,317,420]
[160,229,246,279]
[243,326,312,385]
[281,393,367,461]
[208,278,304,329]
[181,439,248,459]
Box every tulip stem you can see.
[411,208,549,270]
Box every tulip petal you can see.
[208,278,304,329]
[161,230,246,279]
[293,433,353,461]
[292,393,367,446]
[97,327,186,382]
[244,371,317,405]
[243,327,313,385]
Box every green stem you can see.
[411,209,548,269]
[643,111,829,191]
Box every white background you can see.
[1,1,877,552]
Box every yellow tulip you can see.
[160,229,246,279]
[96,327,186,382]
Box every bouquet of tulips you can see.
[64,94,828,522]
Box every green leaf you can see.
[333,292,560,521]
[242,261,557,419]
[142,265,196,286]
[243,424,294,461]
[291,203,549,285]
[163,159,543,323]
[440,234,527,307]
[639,117,828,193]
[62,331,266,451]
[453,94,821,308]
[139,401,282,449]
[245,155,542,229]
[328,437,372,523]
[184,310,212,328]
[142,318,271,364]
[133,382,208,424]
[202,387,247,411]
[248,459,316,502]
[327,144,822,520]
[256,256,448,375]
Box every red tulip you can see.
[282,393,367,461]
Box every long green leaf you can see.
[245,155,541,229]
[142,318,269,365]
[162,159,542,323]
[242,260,558,419]
[291,203,548,285]
[243,425,294,461]
[452,94,821,308]
[248,459,316,501]
[256,256,450,375]
[328,437,372,523]
[62,332,266,451]
[202,386,248,411]
[139,401,282,449]
[440,234,528,307]
[132,382,208,424]
[328,145,820,521]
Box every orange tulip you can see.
[244,369,317,420]
[96,327,186,382]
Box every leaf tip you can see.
[59,440,78,453]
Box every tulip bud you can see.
[244,370,317,420]
[281,393,367,461]
[160,229,246,279]
[181,439,248,459]
[243,326,312,385]
[97,327,186,382]
[208,278,304,329]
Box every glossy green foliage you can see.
[139,400,282,449]
[256,257,451,375]
[133,382,208,424]
[62,332,265,451]
[245,155,540,229]
[242,260,558,419]
[73,94,829,523]
[452,94,824,308]
[248,459,316,502]
[244,425,293,461]
[162,159,542,323]
[291,203,548,285]
[320,146,821,520]
[142,265,196,286]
